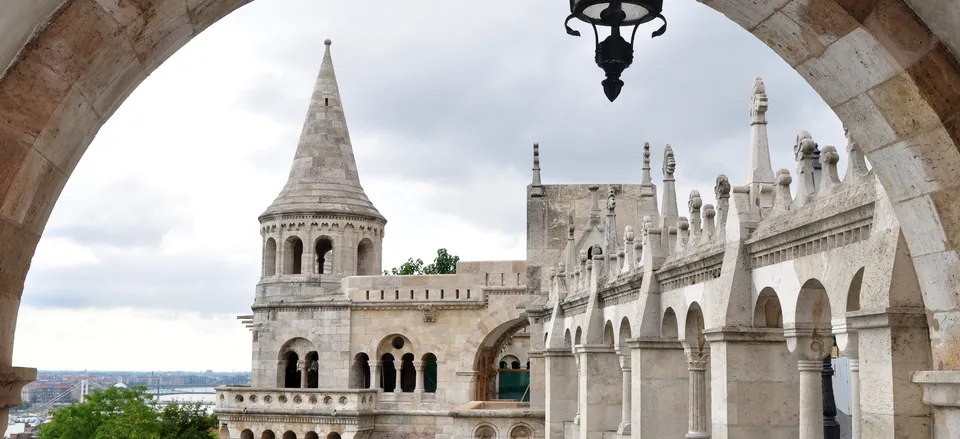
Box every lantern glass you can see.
[571,0,658,26]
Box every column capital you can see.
[0,367,37,410]
[702,326,785,344]
[618,355,631,371]
[913,371,960,408]
[528,351,544,359]
[574,344,616,354]
[685,351,709,370]
[783,324,832,361]
[542,348,573,358]
[831,318,859,359]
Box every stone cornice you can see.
[575,344,616,354]
[216,412,365,424]
[656,250,724,292]
[598,274,644,308]
[542,348,574,358]
[702,326,786,344]
[625,337,683,350]
[259,213,388,227]
[559,295,589,316]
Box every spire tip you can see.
[324,39,332,46]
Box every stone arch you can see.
[563,329,573,351]
[422,352,438,393]
[753,287,784,328]
[357,237,374,275]
[262,431,276,439]
[263,237,277,277]
[366,327,422,359]
[400,352,416,392]
[241,430,254,439]
[683,302,706,348]
[847,267,864,313]
[574,327,583,346]
[327,433,342,439]
[661,307,679,340]
[316,236,334,275]
[304,433,319,439]
[508,423,534,439]
[462,315,529,401]
[350,352,371,389]
[617,317,632,353]
[283,432,297,439]
[283,236,304,275]
[500,354,521,370]
[277,337,314,360]
[376,334,416,358]
[473,423,499,439]
[6,1,960,435]
[602,320,616,346]
[455,301,527,373]
[794,278,832,329]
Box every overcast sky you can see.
[13,0,849,372]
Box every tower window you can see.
[325,98,329,106]
[316,237,334,274]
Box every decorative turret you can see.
[257,40,386,294]
[639,143,660,220]
[660,145,678,232]
[531,143,544,197]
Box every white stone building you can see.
[216,41,921,439]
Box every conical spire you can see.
[261,40,385,221]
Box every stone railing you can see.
[214,387,378,416]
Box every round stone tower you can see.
[257,40,386,299]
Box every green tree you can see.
[385,248,460,275]
[37,386,219,439]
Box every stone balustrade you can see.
[215,387,378,416]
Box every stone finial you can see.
[677,217,689,253]
[558,261,566,276]
[818,145,842,197]
[606,187,617,212]
[324,39,332,46]
[642,142,652,184]
[843,126,869,183]
[589,185,601,225]
[625,225,635,242]
[750,76,769,125]
[794,131,818,206]
[567,212,575,238]
[624,226,637,271]
[714,175,731,199]
[701,204,716,245]
[688,190,702,246]
[549,267,557,279]
[772,168,793,216]
[531,143,543,196]
[715,175,731,240]
[663,145,676,180]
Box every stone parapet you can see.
[215,387,378,416]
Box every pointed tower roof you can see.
[261,40,385,222]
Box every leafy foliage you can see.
[384,248,460,275]
[36,386,218,439]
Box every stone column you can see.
[577,344,623,439]
[299,360,308,389]
[543,348,577,439]
[913,371,960,437]
[573,353,581,425]
[627,338,687,439]
[371,361,381,391]
[415,361,424,393]
[798,359,824,439]
[528,351,545,409]
[394,361,403,394]
[617,355,631,435]
[833,320,860,439]
[685,350,709,439]
[277,360,286,387]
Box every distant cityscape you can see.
[17,370,250,407]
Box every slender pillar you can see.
[849,359,861,439]
[686,351,710,439]
[394,361,402,394]
[544,349,578,439]
[415,361,424,393]
[617,355,631,435]
[573,354,581,425]
[277,360,286,387]
[299,360,308,389]
[372,361,381,391]
[798,360,824,439]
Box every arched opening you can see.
[563,329,572,351]
[472,318,530,401]
[327,433,342,439]
[380,353,397,392]
[357,238,374,275]
[754,288,784,328]
[305,433,319,439]
[264,238,277,277]
[219,424,230,439]
[284,236,304,274]
[499,355,520,369]
[316,236,334,275]
[262,432,276,439]
[574,327,583,346]
[283,432,297,439]
[847,267,864,313]
[351,352,371,389]
[661,308,679,340]
[241,430,254,439]
[684,302,706,351]
[305,351,319,388]
[618,317,632,354]
[422,353,438,393]
[400,352,416,392]
[603,320,616,346]
[282,351,300,389]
